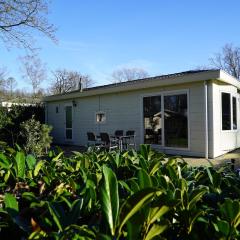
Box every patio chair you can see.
[115,130,124,138]
[87,132,100,147]
[124,130,136,150]
[100,132,119,151]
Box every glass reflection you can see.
[143,96,162,144]
[164,94,188,148]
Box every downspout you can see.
[204,80,209,159]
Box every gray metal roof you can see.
[48,69,217,97]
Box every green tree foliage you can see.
[0,145,239,239]
[0,105,44,146]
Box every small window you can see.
[96,112,106,123]
[222,93,231,130]
[232,97,237,130]
[56,106,59,113]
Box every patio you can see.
[53,144,240,169]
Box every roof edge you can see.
[44,69,221,102]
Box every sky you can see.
[1,0,240,91]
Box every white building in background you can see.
[0,101,34,108]
[44,69,240,159]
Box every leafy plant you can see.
[20,116,52,157]
[0,145,239,239]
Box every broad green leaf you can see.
[26,154,36,170]
[220,199,240,226]
[47,202,63,231]
[206,167,213,185]
[68,199,83,225]
[144,223,168,240]
[34,160,44,176]
[140,144,151,160]
[149,160,162,176]
[148,206,169,225]
[188,186,208,209]
[15,151,25,178]
[138,169,152,189]
[100,165,119,236]
[52,152,63,161]
[119,188,160,234]
[4,193,19,217]
[215,219,230,236]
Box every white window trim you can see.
[140,89,190,151]
[95,111,107,124]
[220,91,238,132]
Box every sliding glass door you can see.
[143,91,188,149]
[143,96,162,145]
[164,94,188,148]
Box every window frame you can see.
[64,104,73,141]
[232,96,237,130]
[143,95,163,146]
[220,91,238,132]
[141,89,190,151]
[95,111,106,124]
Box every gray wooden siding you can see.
[46,82,206,157]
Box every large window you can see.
[143,92,189,148]
[221,93,237,131]
[143,96,162,144]
[222,93,231,130]
[164,94,188,148]
[232,97,237,130]
[65,106,72,139]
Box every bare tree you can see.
[5,77,17,97]
[20,54,47,96]
[50,69,94,94]
[0,67,7,91]
[210,44,240,79]
[0,0,56,49]
[112,67,149,83]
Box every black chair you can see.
[115,130,124,138]
[87,132,100,147]
[100,132,118,150]
[124,130,136,150]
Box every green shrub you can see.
[0,145,239,239]
[0,105,44,146]
[20,116,52,156]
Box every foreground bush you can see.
[0,145,239,239]
[0,105,45,146]
[20,116,52,156]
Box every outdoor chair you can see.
[123,130,136,150]
[100,132,119,151]
[87,132,100,147]
[114,130,124,138]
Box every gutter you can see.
[204,80,209,159]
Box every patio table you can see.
[118,135,135,151]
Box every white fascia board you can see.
[44,70,221,102]
[218,70,240,89]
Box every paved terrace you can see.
[54,145,240,169]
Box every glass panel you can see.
[66,129,72,139]
[143,96,162,144]
[96,112,106,123]
[66,106,72,129]
[164,94,188,148]
[232,97,237,130]
[222,93,231,130]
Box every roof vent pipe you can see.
[78,77,83,92]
